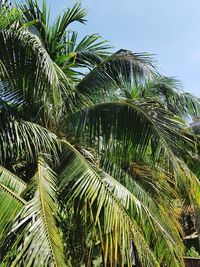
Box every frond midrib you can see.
[0,183,27,205]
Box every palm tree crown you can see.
[1,1,200,266]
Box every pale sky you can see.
[19,0,200,97]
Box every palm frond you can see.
[0,2,21,30]
[0,178,26,239]
[99,165,184,265]
[74,50,157,107]
[0,117,60,164]
[66,99,195,164]
[0,25,73,121]
[142,76,200,117]
[177,158,200,207]
[0,82,26,117]
[53,3,86,42]
[58,141,160,267]
[19,1,87,61]
[0,157,66,266]
[0,185,25,240]
[65,99,200,211]
[102,159,177,208]
[0,165,27,194]
[19,0,49,36]
[59,32,112,69]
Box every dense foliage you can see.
[1,1,200,266]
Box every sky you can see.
[20,0,200,97]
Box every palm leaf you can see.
[99,169,184,266]
[19,0,49,36]
[53,3,86,42]
[0,4,21,30]
[0,25,71,118]
[66,99,195,164]
[66,99,200,209]
[142,76,200,117]
[0,82,26,119]
[19,1,87,60]
[0,186,25,240]
[75,50,157,107]
[0,116,60,164]
[0,165,27,194]
[0,169,27,240]
[59,32,112,70]
[0,157,66,266]
[58,141,160,267]
[102,159,177,210]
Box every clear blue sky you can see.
[21,0,200,97]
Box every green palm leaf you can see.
[75,50,157,107]
[100,169,184,266]
[0,165,27,194]
[0,117,60,164]
[58,141,160,267]
[52,3,86,41]
[66,99,199,207]
[142,76,200,117]
[0,25,70,116]
[19,1,87,59]
[0,82,25,117]
[0,2,21,30]
[60,32,112,69]
[0,157,66,266]
[0,186,25,240]
[0,167,27,240]
[67,99,195,164]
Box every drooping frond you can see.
[99,170,184,266]
[176,157,200,208]
[66,99,195,165]
[66,99,200,207]
[0,185,25,240]
[0,81,61,165]
[102,159,177,208]
[0,166,27,239]
[0,165,27,194]
[0,81,26,118]
[0,157,66,266]
[58,141,160,267]
[0,116,60,164]
[0,25,75,121]
[142,76,200,117]
[75,50,157,107]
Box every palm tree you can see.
[1,1,200,266]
